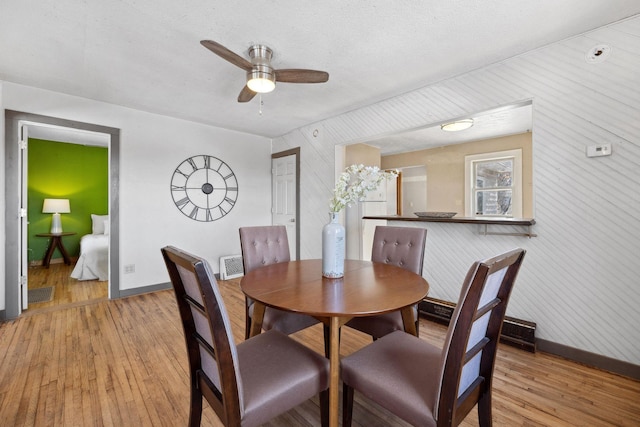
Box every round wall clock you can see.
[170,155,238,222]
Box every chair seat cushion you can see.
[248,302,319,335]
[340,330,442,427]
[237,330,329,427]
[345,305,418,338]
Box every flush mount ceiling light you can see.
[441,119,474,132]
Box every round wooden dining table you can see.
[240,259,429,427]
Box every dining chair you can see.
[239,225,322,338]
[161,246,330,427]
[341,248,526,427]
[345,225,427,339]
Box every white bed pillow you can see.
[91,214,109,234]
[103,219,110,235]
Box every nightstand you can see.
[36,232,76,268]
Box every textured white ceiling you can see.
[1,1,639,138]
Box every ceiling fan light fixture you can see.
[441,119,474,132]
[247,70,276,93]
[246,44,276,93]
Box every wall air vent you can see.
[219,255,244,280]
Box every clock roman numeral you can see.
[203,155,211,169]
[186,157,197,171]
[206,208,214,222]
[175,169,189,178]
[175,196,190,208]
[224,197,236,206]
[171,184,186,191]
[188,206,199,219]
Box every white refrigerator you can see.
[345,178,397,260]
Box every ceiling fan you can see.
[200,40,329,103]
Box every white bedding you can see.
[71,234,109,281]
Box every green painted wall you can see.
[27,139,108,263]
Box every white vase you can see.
[322,212,345,278]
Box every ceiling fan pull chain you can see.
[259,94,263,116]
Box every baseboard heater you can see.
[419,297,537,353]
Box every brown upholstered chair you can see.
[161,246,329,427]
[345,225,427,339]
[239,226,320,339]
[341,248,526,427]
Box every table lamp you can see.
[42,198,71,234]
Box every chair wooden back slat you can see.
[164,245,330,427]
[162,246,244,426]
[341,248,525,427]
[436,248,525,425]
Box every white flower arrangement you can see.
[329,164,398,213]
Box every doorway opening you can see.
[4,110,120,320]
[271,148,300,260]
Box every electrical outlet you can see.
[124,264,135,274]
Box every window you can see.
[465,149,522,218]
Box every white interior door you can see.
[19,123,29,311]
[272,154,297,260]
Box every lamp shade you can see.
[42,198,71,214]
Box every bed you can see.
[70,214,109,281]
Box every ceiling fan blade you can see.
[200,40,252,71]
[275,69,329,84]
[238,85,257,103]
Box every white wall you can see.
[273,17,640,365]
[1,82,272,308]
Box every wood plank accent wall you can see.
[272,16,640,366]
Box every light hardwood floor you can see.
[1,264,638,426]
[24,263,108,315]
